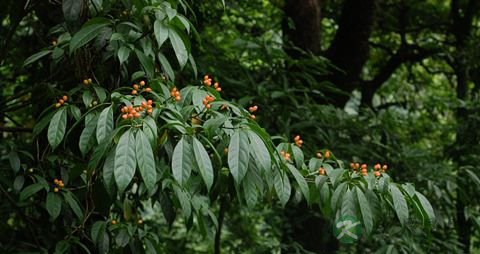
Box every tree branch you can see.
[0,127,33,132]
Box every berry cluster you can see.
[248,105,258,119]
[53,178,65,192]
[131,80,151,95]
[170,87,181,101]
[203,75,212,86]
[349,163,388,176]
[203,75,222,92]
[83,78,93,85]
[318,167,326,175]
[55,95,68,108]
[280,150,291,161]
[316,150,331,159]
[121,100,153,119]
[293,135,304,148]
[202,95,215,109]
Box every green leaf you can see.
[158,52,175,81]
[154,20,169,48]
[23,50,52,67]
[243,170,259,208]
[173,185,191,219]
[79,113,98,156]
[19,183,43,201]
[286,164,310,203]
[63,191,83,220]
[93,86,107,103]
[33,111,55,137]
[168,27,188,68]
[172,136,193,185]
[331,182,347,212]
[13,176,24,192]
[228,130,250,184]
[70,18,111,52]
[390,184,409,226]
[327,168,344,187]
[192,137,214,191]
[114,129,136,194]
[69,105,82,121]
[291,145,304,169]
[246,130,271,172]
[135,49,155,78]
[117,46,130,64]
[83,90,94,107]
[96,106,113,144]
[341,189,356,217]
[46,192,62,221]
[415,191,435,227]
[143,116,158,147]
[48,108,68,150]
[62,0,83,22]
[274,170,291,207]
[466,169,480,186]
[8,151,20,173]
[355,186,373,236]
[103,148,116,196]
[135,130,157,195]
[115,229,130,247]
[91,221,106,245]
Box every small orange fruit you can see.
[132,90,138,95]
[140,80,145,86]
[54,187,59,192]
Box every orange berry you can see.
[216,87,222,92]
[202,99,208,105]
[59,182,64,187]
[133,84,139,90]
[354,163,360,169]
[83,79,89,85]
[175,96,181,101]
[147,100,153,105]
[54,187,59,192]
[251,114,256,120]
[214,82,219,88]
[174,91,180,97]
[63,95,68,101]
[362,172,367,176]
[374,171,381,177]
[135,113,141,118]
[316,152,322,158]
[111,220,117,225]
[206,104,211,109]
[207,96,214,102]
[122,114,128,119]
[132,90,138,95]
[325,151,331,158]
[140,80,146,86]
[350,163,355,169]
[382,165,388,170]
[318,168,326,175]
[147,109,153,114]
[128,113,133,118]
[145,88,152,92]
[54,179,59,184]
[361,164,367,169]
[55,103,61,108]
[59,99,64,104]
[141,102,147,107]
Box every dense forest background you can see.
[1,0,479,253]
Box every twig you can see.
[0,127,33,132]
